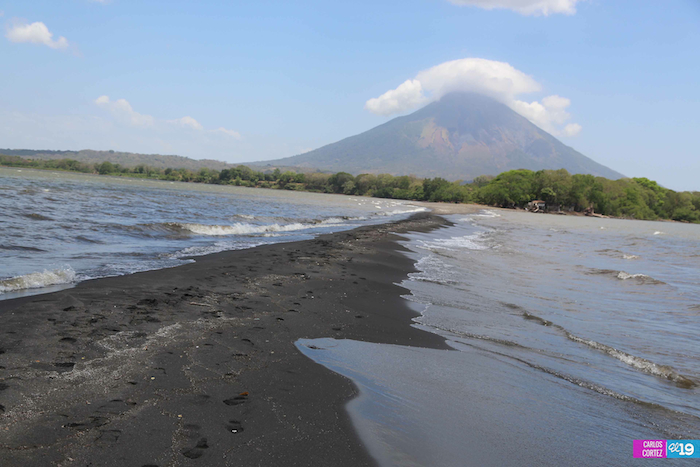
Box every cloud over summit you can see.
[365,58,581,137]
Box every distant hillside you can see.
[0,148,234,172]
[253,92,624,181]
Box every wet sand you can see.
[0,213,450,466]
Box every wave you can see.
[22,213,54,221]
[586,268,665,285]
[0,244,46,252]
[522,311,553,327]
[512,354,656,405]
[515,310,697,389]
[616,271,664,284]
[436,322,666,406]
[178,222,308,236]
[448,332,671,410]
[408,255,463,286]
[472,210,501,218]
[423,322,534,351]
[448,325,698,420]
[418,231,492,252]
[169,241,265,259]
[75,235,104,244]
[125,218,348,237]
[565,333,696,389]
[596,248,621,254]
[596,249,640,259]
[374,206,427,217]
[0,267,76,294]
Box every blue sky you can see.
[2,0,699,190]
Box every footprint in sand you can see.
[223,392,249,406]
[181,437,208,459]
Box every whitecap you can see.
[173,220,346,236]
[418,231,493,252]
[566,333,696,388]
[615,271,663,284]
[472,210,501,218]
[0,267,76,293]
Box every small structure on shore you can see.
[527,200,546,213]
[584,205,609,218]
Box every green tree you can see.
[328,172,355,193]
[97,161,115,174]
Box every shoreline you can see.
[3,166,690,227]
[0,213,453,466]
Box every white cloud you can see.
[511,94,577,135]
[365,79,429,116]
[169,116,204,131]
[562,123,582,137]
[215,127,242,139]
[447,0,581,16]
[418,58,541,101]
[365,58,581,137]
[5,21,69,50]
[94,95,154,127]
[94,95,242,139]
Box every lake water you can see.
[4,167,699,464]
[299,209,700,466]
[0,167,423,299]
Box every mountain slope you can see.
[0,148,235,172]
[258,93,623,180]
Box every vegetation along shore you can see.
[2,154,698,223]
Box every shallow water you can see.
[0,167,423,298]
[300,209,700,465]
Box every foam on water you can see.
[587,268,665,285]
[374,206,427,217]
[471,209,501,218]
[418,231,491,252]
[408,255,461,286]
[616,271,653,281]
[169,241,266,258]
[0,266,77,294]
[136,218,350,237]
[177,221,318,236]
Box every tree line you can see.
[2,154,699,223]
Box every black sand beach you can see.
[0,213,452,466]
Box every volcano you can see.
[257,92,623,181]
